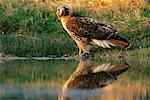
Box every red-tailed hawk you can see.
[56,6,129,55]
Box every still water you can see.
[0,57,149,100]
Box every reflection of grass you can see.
[0,59,149,88]
[0,60,77,87]
[0,0,150,57]
[127,59,150,87]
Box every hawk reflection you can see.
[59,60,128,100]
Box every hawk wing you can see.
[66,16,117,40]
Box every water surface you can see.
[0,57,149,100]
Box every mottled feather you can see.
[66,16,117,40]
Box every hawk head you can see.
[56,6,70,19]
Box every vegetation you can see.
[0,0,149,57]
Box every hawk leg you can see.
[78,46,84,55]
[76,41,91,55]
[76,42,93,60]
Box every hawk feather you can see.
[66,16,117,40]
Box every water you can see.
[0,57,149,100]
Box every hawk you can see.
[56,6,129,55]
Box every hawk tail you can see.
[108,39,129,48]
[92,34,129,48]
[107,34,129,48]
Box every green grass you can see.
[0,0,150,57]
[0,1,77,57]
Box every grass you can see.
[0,0,150,57]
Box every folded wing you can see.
[66,16,129,48]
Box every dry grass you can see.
[1,0,148,10]
[17,0,149,27]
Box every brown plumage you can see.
[56,6,129,55]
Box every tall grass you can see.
[0,0,149,57]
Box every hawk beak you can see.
[62,7,69,16]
